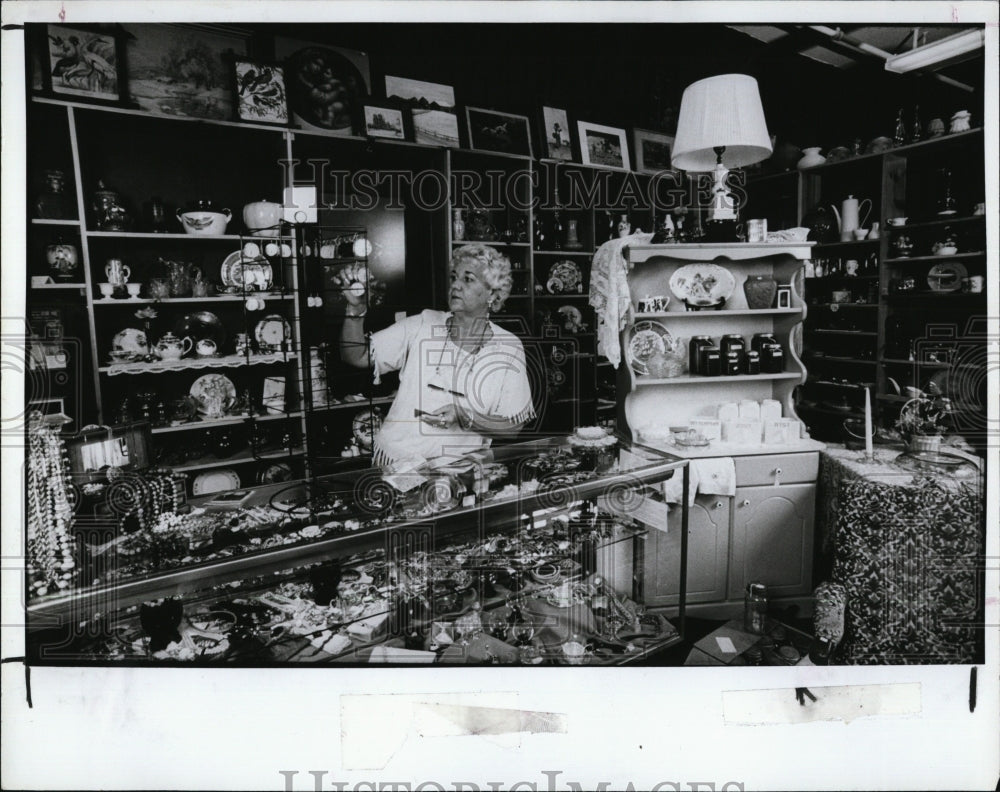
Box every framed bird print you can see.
[233,58,289,125]
[41,24,125,104]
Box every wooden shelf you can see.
[171,447,303,474]
[812,303,877,309]
[100,352,292,375]
[885,215,986,232]
[807,329,877,337]
[451,240,530,247]
[635,307,802,319]
[92,293,293,306]
[86,231,252,241]
[626,241,814,264]
[884,251,985,264]
[808,355,877,365]
[533,250,594,257]
[811,239,880,251]
[151,411,303,435]
[798,128,984,173]
[635,372,801,386]
[31,282,86,290]
[31,218,80,226]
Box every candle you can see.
[863,387,873,459]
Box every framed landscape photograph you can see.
[44,24,123,103]
[233,58,288,125]
[464,106,533,157]
[540,105,573,160]
[385,75,460,147]
[578,120,630,170]
[634,128,676,173]
[359,101,410,140]
[276,37,371,134]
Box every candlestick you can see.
[863,387,874,460]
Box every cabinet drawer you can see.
[734,452,818,487]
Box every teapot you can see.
[46,241,79,281]
[154,331,193,361]
[194,338,217,357]
[831,195,872,241]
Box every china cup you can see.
[126,283,142,298]
[98,282,115,299]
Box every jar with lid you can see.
[720,334,745,358]
[35,169,71,219]
[689,335,713,375]
[761,343,785,373]
[698,346,722,377]
[751,332,777,354]
[744,582,768,635]
[741,349,761,375]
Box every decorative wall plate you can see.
[669,263,736,307]
[220,251,273,290]
[255,315,292,349]
[927,261,967,292]
[111,328,148,354]
[258,463,293,484]
[352,407,383,451]
[192,469,240,495]
[557,304,584,332]
[626,320,673,376]
[189,373,237,414]
[548,260,582,293]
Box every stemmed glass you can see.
[511,620,535,647]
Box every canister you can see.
[724,351,741,375]
[741,350,761,374]
[751,332,777,353]
[698,346,721,376]
[689,335,713,375]
[720,333,745,359]
[761,343,785,373]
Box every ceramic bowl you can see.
[178,209,231,236]
[853,229,869,240]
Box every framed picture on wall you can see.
[124,23,248,120]
[232,58,288,125]
[276,37,371,134]
[40,24,126,104]
[539,105,574,161]
[633,128,676,174]
[577,120,630,170]
[385,75,459,147]
[464,106,533,158]
[359,101,411,141]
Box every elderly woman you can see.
[341,243,534,468]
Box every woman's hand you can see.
[419,404,468,430]
[343,280,367,309]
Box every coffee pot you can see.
[831,196,872,242]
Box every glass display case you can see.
[27,433,689,665]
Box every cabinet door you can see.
[729,483,815,599]
[642,494,730,606]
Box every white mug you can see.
[746,218,767,243]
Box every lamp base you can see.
[703,218,739,243]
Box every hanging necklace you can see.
[435,314,491,375]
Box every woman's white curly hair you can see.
[451,243,513,311]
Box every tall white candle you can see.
[864,387,873,458]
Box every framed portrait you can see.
[385,75,459,147]
[124,23,248,120]
[233,58,288,125]
[358,101,411,141]
[276,37,371,135]
[464,106,533,158]
[577,120,631,171]
[776,285,792,309]
[634,128,676,174]
[539,106,573,161]
[41,24,126,104]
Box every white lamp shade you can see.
[672,74,772,172]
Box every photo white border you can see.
[2,3,998,791]
[577,119,631,171]
[465,105,534,158]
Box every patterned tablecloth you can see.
[819,445,984,664]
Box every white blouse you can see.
[369,310,534,467]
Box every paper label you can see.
[716,636,738,654]
[688,418,722,442]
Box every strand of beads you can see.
[26,414,76,597]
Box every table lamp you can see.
[672,74,772,242]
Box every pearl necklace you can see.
[26,414,76,597]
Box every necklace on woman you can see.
[436,315,491,374]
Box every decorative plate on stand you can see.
[254,315,292,350]
[192,469,240,495]
[669,263,736,308]
[626,320,674,376]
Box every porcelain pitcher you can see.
[832,195,872,241]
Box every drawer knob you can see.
[741,499,750,507]
[714,501,724,509]
[773,467,782,475]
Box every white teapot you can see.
[155,332,192,361]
